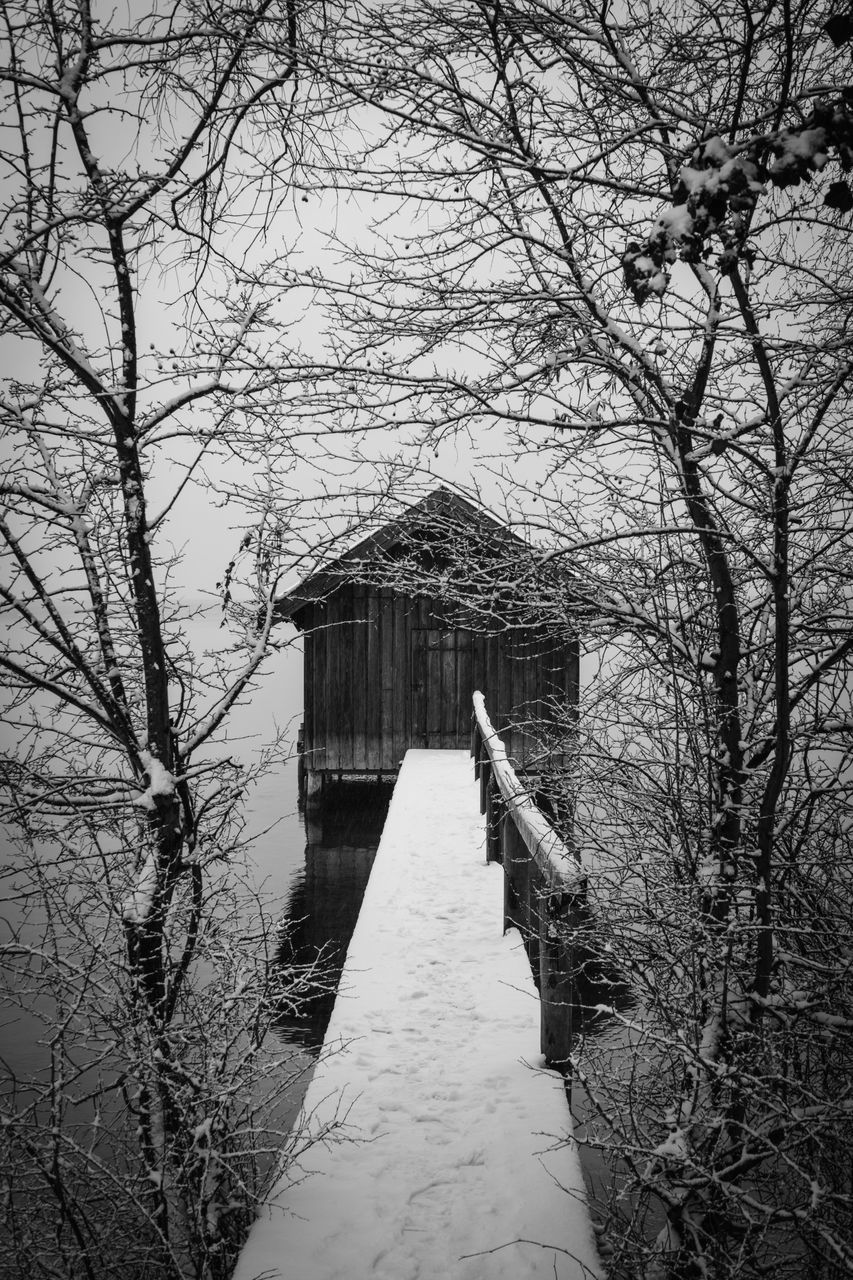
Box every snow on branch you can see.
[122,851,158,925]
[133,749,177,812]
[2,269,119,410]
[0,481,81,518]
[623,97,853,303]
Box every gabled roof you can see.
[274,487,535,625]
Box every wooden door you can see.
[411,629,473,749]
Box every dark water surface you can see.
[274,781,393,1049]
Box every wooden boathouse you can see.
[274,488,578,805]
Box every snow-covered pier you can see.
[234,749,601,1280]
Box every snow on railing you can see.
[470,690,582,893]
[471,690,584,1071]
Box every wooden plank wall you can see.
[300,585,577,774]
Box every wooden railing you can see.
[470,691,584,1072]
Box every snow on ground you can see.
[234,750,602,1280]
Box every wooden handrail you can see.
[471,691,582,894]
[471,691,582,1071]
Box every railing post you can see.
[479,754,490,815]
[526,863,542,975]
[502,812,523,934]
[502,814,536,953]
[485,777,502,863]
[474,689,581,1075]
[538,888,575,1073]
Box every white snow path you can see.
[234,750,602,1280]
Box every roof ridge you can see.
[273,487,532,623]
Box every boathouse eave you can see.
[272,486,534,628]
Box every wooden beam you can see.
[472,691,583,896]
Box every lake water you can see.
[273,780,394,1048]
[194,612,394,1053]
[0,608,393,1278]
[0,609,308,1078]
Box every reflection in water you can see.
[274,781,394,1048]
[570,953,666,1246]
[550,937,640,1222]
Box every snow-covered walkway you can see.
[234,750,601,1280]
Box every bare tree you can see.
[0,3,340,1276]
[278,3,853,1275]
